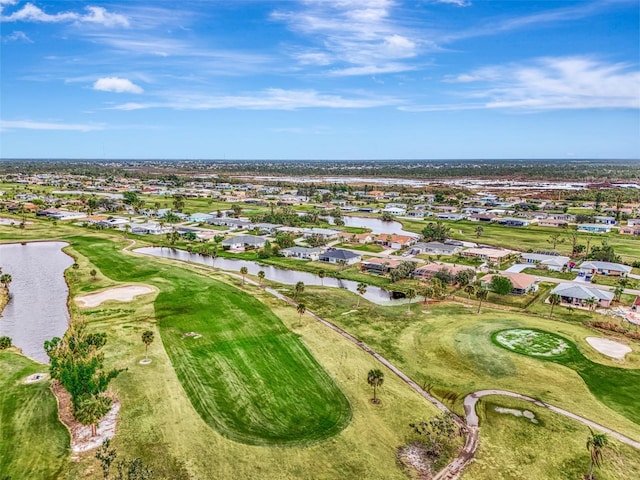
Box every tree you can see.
[90,269,98,281]
[141,331,154,361]
[406,288,416,313]
[231,204,242,218]
[172,194,185,212]
[380,212,394,222]
[586,429,609,480]
[475,287,488,314]
[294,281,305,298]
[409,413,460,461]
[548,293,562,319]
[96,439,153,480]
[367,369,384,404]
[318,270,325,286]
[490,275,514,295]
[475,225,484,238]
[257,270,265,287]
[464,284,476,305]
[421,285,434,306]
[584,296,598,311]
[588,241,621,263]
[71,263,79,281]
[613,286,624,302]
[547,232,565,250]
[75,394,111,437]
[122,191,139,206]
[239,266,248,285]
[297,303,306,326]
[422,221,451,242]
[454,269,474,287]
[434,267,454,285]
[356,282,367,308]
[0,273,12,290]
[0,336,12,349]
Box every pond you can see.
[135,246,407,305]
[324,215,420,237]
[0,242,74,363]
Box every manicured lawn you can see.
[71,235,351,446]
[0,352,70,479]
[521,267,576,280]
[337,242,385,253]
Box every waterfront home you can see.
[375,234,417,250]
[318,249,361,265]
[462,247,513,264]
[381,206,407,216]
[577,223,611,234]
[221,235,266,250]
[520,252,570,271]
[408,241,462,256]
[302,227,341,241]
[550,283,614,308]
[481,272,538,295]
[578,261,632,279]
[130,222,171,235]
[280,246,325,261]
[360,258,403,275]
[338,232,374,244]
[413,263,473,281]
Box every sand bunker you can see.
[23,373,49,384]
[586,337,632,359]
[76,285,155,308]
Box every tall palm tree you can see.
[0,273,12,290]
[141,330,154,361]
[475,225,484,238]
[367,369,384,404]
[475,287,488,314]
[356,282,367,308]
[586,429,609,480]
[297,303,306,326]
[240,266,248,285]
[318,270,325,286]
[584,296,597,311]
[295,281,305,298]
[464,284,476,305]
[548,293,562,319]
[258,270,265,287]
[613,286,624,302]
[406,288,416,313]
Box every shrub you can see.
[0,336,12,349]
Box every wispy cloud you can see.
[2,29,31,42]
[404,57,640,112]
[0,120,104,131]
[93,77,144,94]
[1,3,129,27]
[110,88,401,111]
[435,0,471,7]
[272,0,422,76]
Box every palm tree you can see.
[240,266,248,285]
[464,284,476,305]
[548,293,562,319]
[475,287,488,314]
[421,285,434,306]
[89,269,97,281]
[586,429,609,480]
[141,330,154,361]
[584,296,597,311]
[72,262,79,281]
[295,281,305,298]
[356,282,367,308]
[367,369,384,404]
[258,270,265,287]
[613,286,624,302]
[406,288,416,313]
[475,225,484,238]
[318,270,325,286]
[297,303,306,326]
[0,273,12,290]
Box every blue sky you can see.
[1,0,638,160]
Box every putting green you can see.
[493,329,570,358]
[71,236,351,446]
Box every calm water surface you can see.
[325,215,420,237]
[135,247,406,305]
[0,242,73,363]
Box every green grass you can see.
[337,242,385,253]
[70,235,351,446]
[0,352,70,479]
[521,267,576,280]
[492,328,640,425]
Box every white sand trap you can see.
[495,407,538,424]
[76,285,155,308]
[24,373,49,384]
[586,337,632,359]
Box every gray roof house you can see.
[319,249,361,265]
[280,246,325,261]
[550,283,614,308]
[409,241,461,256]
[221,235,266,250]
[578,261,632,278]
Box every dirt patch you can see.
[23,372,49,384]
[51,381,120,454]
[75,285,155,308]
[398,443,433,480]
[586,337,632,359]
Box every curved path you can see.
[131,245,640,479]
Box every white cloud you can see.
[93,77,144,94]
[1,3,129,27]
[436,0,471,7]
[2,30,31,42]
[411,57,640,112]
[110,88,400,111]
[0,120,104,131]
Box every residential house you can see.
[538,218,569,228]
[413,263,473,281]
[594,215,617,225]
[436,213,465,221]
[280,246,325,261]
[481,272,538,295]
[520,252,570,271]
[381,206,407,216]
[462,247,513,264]
[375,234,417,250]
[303,227,341,241]
[221,235,266,250]
[338,232,374,244]
[408,241,462,256]
[619,225,640,236]
[360,258,404,275]
[497,217,529,227]
[188,213,215,223]
[318,249,361,265]
[130,222,172,235]
[548,213,576,222]
[252,223,282,235]
[208,218,252,230]
[578,261,632,279]
[577,223,611,234]
[468,214,497,223]
[550,283,614,308]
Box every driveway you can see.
[504,263,530,273]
